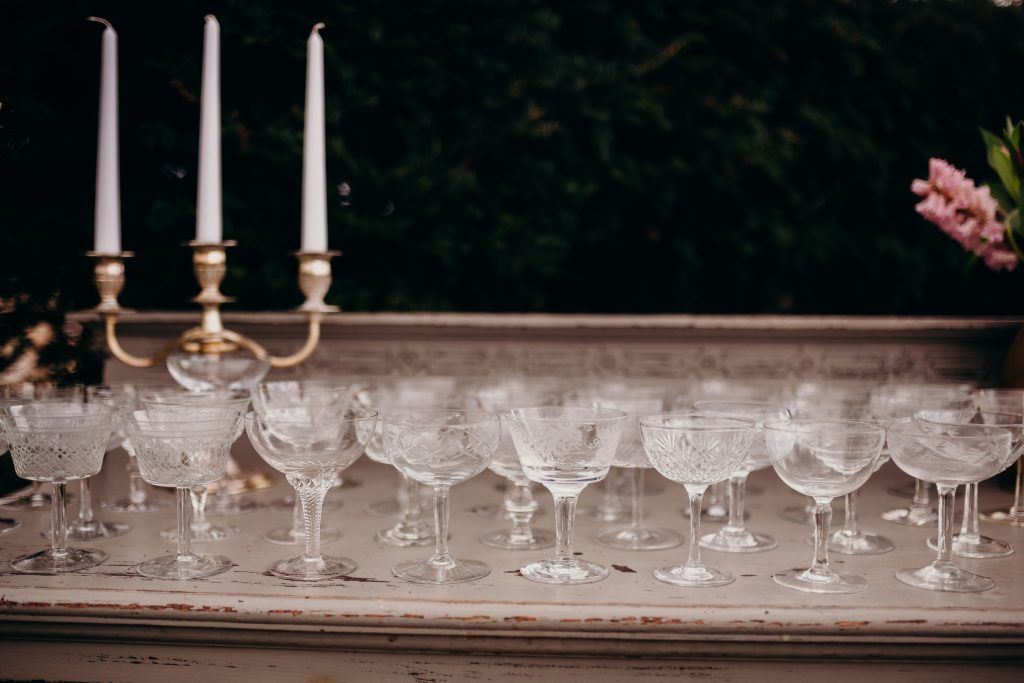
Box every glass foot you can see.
[46,520,131,541]
[654,563,733,588]
[0,489,52,511]
[773,568,868,594]
[700,527,776,553]
[980,508,1024,527]
[926,533,1014,559]
[161,523,240,542]
[520,557,608,585]
[780,504,814,525]
[101,495,172,513]
[394,557,490,585]
[881,505,938,527]
[375,522,434,547]
[896,561,994,592]
[366,498,401,517]
[828,530,895,555]
[270,555,355,581]
[577,504,629,523]
[205,497,262,517]
[0,518,21,535]
[137,553,232,580]
[12,547,107,574]
[596,525,683,551]
[479,527,554,550]
[264,525,341,546]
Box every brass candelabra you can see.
[88,242,340,368]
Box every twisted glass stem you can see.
[911,478,931,511]
[290,473,332,567]
[126,457,147,504]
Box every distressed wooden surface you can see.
[71,312,1021,384]
[1,437,1022,680]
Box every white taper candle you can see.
[196,14,222,244]
[301,22,328,253]
[90,17,121,254]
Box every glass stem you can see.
[294,475,330,565]
[960,483,979,540]
[189,485,211,531]
[431,485,453,567]
[78,477,94,523]
[626,466,643,532]
[554,494,579,564]
[935,484,956,566]
[809,498,834,580]
[51,482,68,558]
[725,474,747,531]
[291,496,305,538]
[127,457,146,504]
[685,486,706,568]
[507,481,537,542]
[1010,458,1024,518]
[911,478,931,509]
[176,487,193,563]
[844,490,858,534]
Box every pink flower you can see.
[912,158,1018,271]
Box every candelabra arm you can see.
[268,251,340,368]
[103,315,178,369]
[269,313,323,368]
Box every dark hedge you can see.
[3,0,1024,314]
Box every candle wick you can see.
[312,22,326,34]
[204,14,218,24]
[87,16,114,31]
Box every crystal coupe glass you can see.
[472,384,556,550]
[0,385,85,512]
[245,405,377,581]
[916,409,1022,559]
[89,384,174,514]
[640,414,754,587]
[252,381,355,546]
[887,417,1014,591]
[506,406,627,584]
[384,409,500,584]
[2,402,117,573]
[870,384,975,527]
[587,393,682,551]
[358,379,458,547]
[126,408,241,579]
[764,419,886,594]
[975,389,1024,527]
[144,389,252,543]
[693,400,790,553]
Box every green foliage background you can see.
[4,0,1024,314]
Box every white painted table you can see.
[1,442,1022,682]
